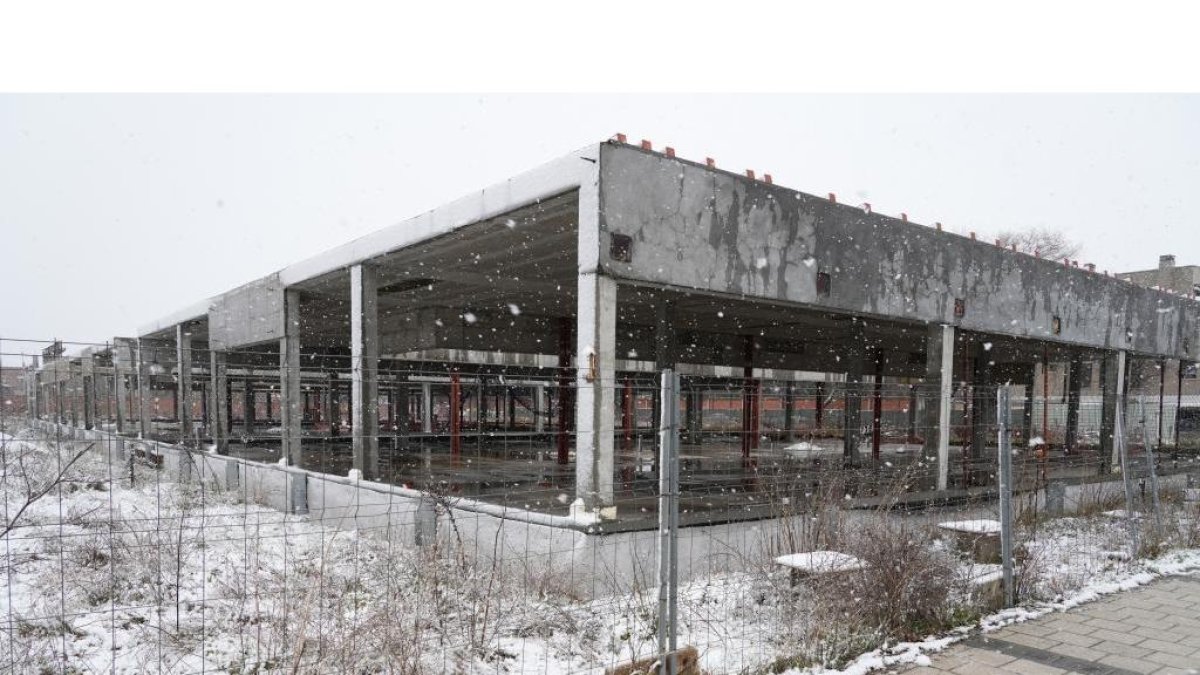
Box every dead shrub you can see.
[839,520,961,640]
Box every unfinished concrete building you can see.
[25,137,1200,525]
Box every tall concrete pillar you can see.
[210,351,229,454]
[136,339,152,438]
[56,380,67,425]
[843,371,863,468]
[842,325,866,468]
[652,300,676,440]
[741,336,757,458]
[533,383,544,432]
[684,386,702,444]
[1021,367,1035,442]
[421,381,433,433]
[32,370,42,420]
[783,382,795,442]
[349,264,379,480]
[923,324,955,491]
[280,288,303,466]
[1100,349,1127,473]
[969,342,995,459]
[82,374,95,430]
[243,378,255,435]
[395,379,409,451]
[175,325,194,442]
[113,340,130,434]
[1064,353,1083,450]
[573,271,616,518]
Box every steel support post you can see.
[1101,350,1128,473]
[997,386,1015,607]
[655,368,680,673]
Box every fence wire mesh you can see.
[2,337,1199,674]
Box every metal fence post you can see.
[997,386,1015,608]
[1116,392,1140,555]
[656,368,679,674]
[1137,397,1163,536]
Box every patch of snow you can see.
[938,519,1002,535]
[774,551,864,573]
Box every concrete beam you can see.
[350,264,380,480]
[598,143,1199,361]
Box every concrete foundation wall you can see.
[38,420,1197,600]
[598,143,1199,360]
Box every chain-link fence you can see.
[3,337,1199,673]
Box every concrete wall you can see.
[598,143,1199,361]
[30,419,1200,599]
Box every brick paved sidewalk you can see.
[900,574,1200,674]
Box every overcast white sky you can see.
[1,94,1198,354]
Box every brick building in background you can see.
[1117,254,1200,299]
[1,366,32,415]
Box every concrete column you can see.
[280,288,303,467]
[573,271,616,518]
[82,374,95,430]
[1100,349,1127,472]
[113,341,129,433]
[350,264,379,480]
[175,325,193,443]
[225,376,233,434]
[1064,353,1082,450]
[56,380,67,425]
[421,382,433,433]
[970,343,995,459]
[843,371,863,468]
[652,300,676,439]
[243,378,255,435]
[210,351,229,454]
[1176,360,1186,447]
[741,336,756,458]
[1022,368,1035,443]
[395,379,409,451]
[684,385,701,444]
[783,382,795,442]
[907,384,919,442]
[68,368,79,427]
[31,371,41,420]
[923,324,955,491]
[533,383,544,432]
[556,317,573,464]
[842,324,866,468]
[136,339,152,438]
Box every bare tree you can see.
[995,227,1082,260]
[0,431,94,539]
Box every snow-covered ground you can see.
[3,425,1199,674]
